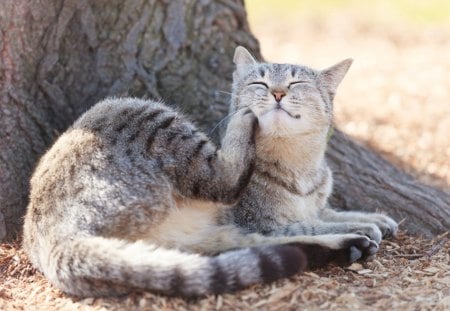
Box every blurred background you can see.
[245,0,450,190]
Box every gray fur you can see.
[228,47,398,244]
[23,46,396,298]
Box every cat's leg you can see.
[271,220,384,244]
[173,108,258,204]
[184,225,379,267]
[318,208,398,239]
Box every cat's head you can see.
[231,46,352,139]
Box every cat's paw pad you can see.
[288,235,379,269]
[346,237,379,263]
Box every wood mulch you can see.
[1,231,449,310]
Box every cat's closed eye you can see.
[288,81,312,89]
[248,82,269,88]
[248,82,269,96]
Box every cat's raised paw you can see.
[239,109,259,140]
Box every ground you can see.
[1,233,449,310]
[1,1,450,310]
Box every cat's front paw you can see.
[372,214,398,239]
[240,108,259,138]
[354,223,383,244]
[227,108,259,144]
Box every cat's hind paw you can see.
[328,235,379,265]
[345,236,379,263]
[291,234,379,269]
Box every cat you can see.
[227,47,398,242]
[22,46,396,298]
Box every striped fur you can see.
[23,47,391,298]
[228,46,398,243]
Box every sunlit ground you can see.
[1,3,449,310]
[246,0,450,190]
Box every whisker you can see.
[217,90,233,96]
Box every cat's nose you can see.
[272,91,286,102]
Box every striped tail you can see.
[41,236,307,297]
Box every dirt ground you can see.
[1,3,450,310]
[1,232,448,310]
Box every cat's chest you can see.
[280,191,321,221]
[278,170,332,221]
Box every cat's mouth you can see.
[273,106,301,119]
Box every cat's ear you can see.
[233,46,257,66]
[318,59,353,94]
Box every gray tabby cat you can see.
[23,46,397,298]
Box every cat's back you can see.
[28,98,186,215]
[74,97,175,138]
[30,98,167,183]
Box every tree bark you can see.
[0,0,448,240]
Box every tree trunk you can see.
[0,0,259,240]
[0,0,448,241]
[327,130,450,237]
